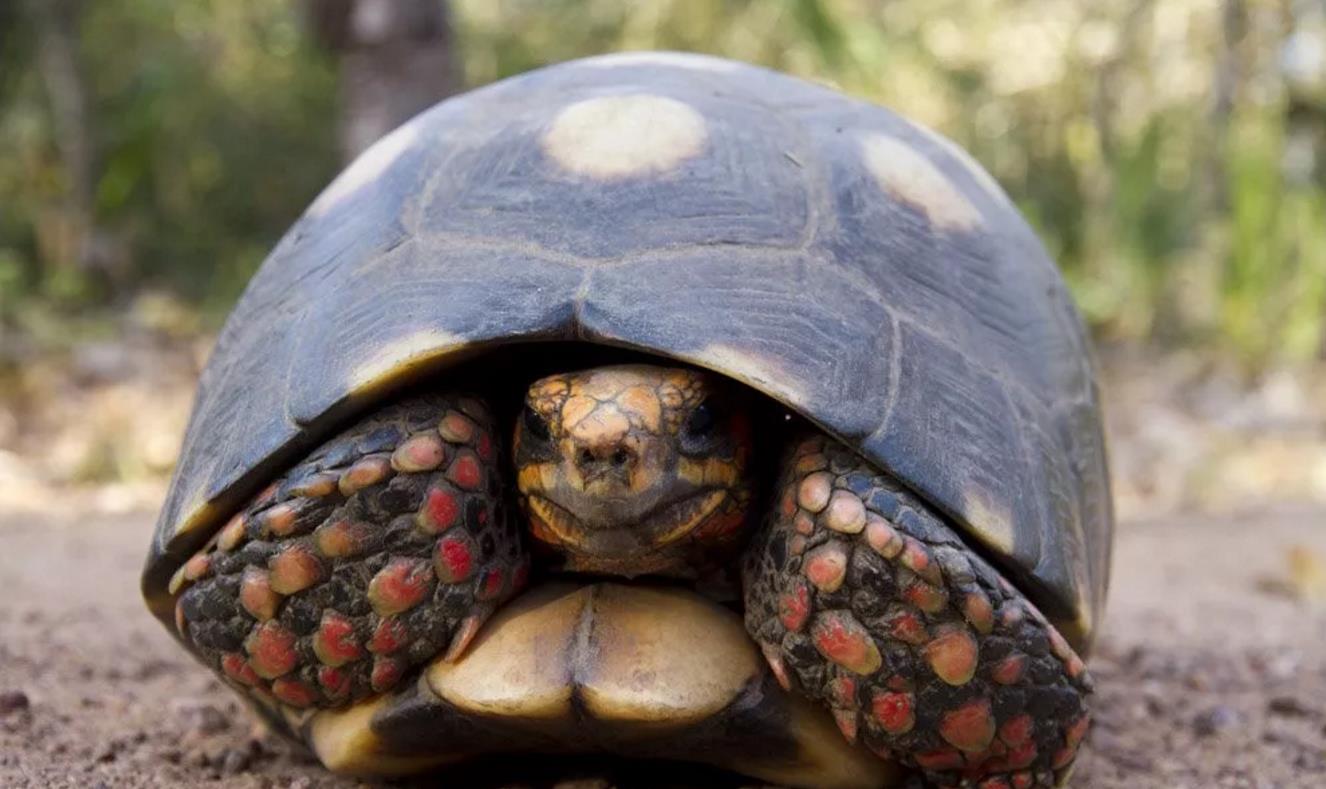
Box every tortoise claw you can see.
[442,613,486,662]
[759,641,793,691]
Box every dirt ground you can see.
[1,502,1323,788]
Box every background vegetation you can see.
[3,0,1325,370]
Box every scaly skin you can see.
[170,395,526,708]
[514,365,754,578]
[743,436,1093,788]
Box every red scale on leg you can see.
[437,412,476,444]
[419,488,461,534]
[477,567,506,601]
[367,557,434,616]
[183,553,211,581]
[272,677,318,708]
[369,617,410,655]
[886,608,929,645]
[915,749,966,771]
[371,657,405,693]
[318,665,351,699]
[246,622,298,679]
[939,697,996,753]
[804,542,849,592]
[261,504,298,537]
[446,451,483,491]
[870,690,915,735]
[991,653,1028,685]
[962,590,996,634]
[998,714,1034,746]
[392,434,446,473]
[1050,747,1076,770]
[778,488,797,519]
[511,558,531,595]
[900,538,942,585]
[315,519,372,558]
[269,544,326,595]
[217,515,247,552]
[435,534,476,583]
[924,628,980,686]
[864,516,904,559]
[788,534,808,557]
[1003,739,1038,770]
[811,611,882,675]
[339,455,393,495]
[828,675,857,708]
[793,511,815,535]
[1064,713,1091,749]
[221,653,260,686]
[239,567,281,621]
[313,610,364,666]
[902,579,948,613]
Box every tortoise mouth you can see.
[304,582,891,789]
[526,487,731,566]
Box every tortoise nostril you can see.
[575,442,637,475]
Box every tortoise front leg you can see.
[170,395,527,713]
[743,436,1092,788]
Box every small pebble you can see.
[1268,695,1315,718]
[0,690,30,715]
[1193,705,1241,737]
[92,741,119,763]
[219,747,251,774]
[175,699,229,736]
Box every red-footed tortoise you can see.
[143,52,1112,789]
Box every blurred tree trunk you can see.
[25,0,105,274]
[304,0,459,162]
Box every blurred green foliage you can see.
[3,0,1326,368]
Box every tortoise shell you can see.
[143,52,1112,651]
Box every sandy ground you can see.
[1,505,1324,788]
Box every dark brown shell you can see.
[144,52,1112,651]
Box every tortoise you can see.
[142,52,1112,789]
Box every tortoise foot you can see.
[744,436,1093,788]
[170,395,528,710]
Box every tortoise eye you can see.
[684,400,717,439]
[522,404,552,442]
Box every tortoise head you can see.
[514,365,754,576]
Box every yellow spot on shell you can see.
[694,343,805,410]
[911,121,1014,211]
[346,329,468,401]
[861,133,982,231]
[308,122,418,218]
[960,486,1016,556]
[543,94,707,180]
[171,491,220,541]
